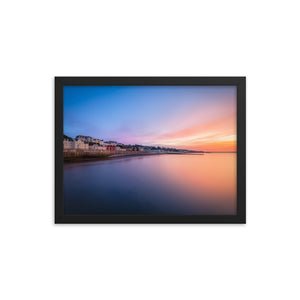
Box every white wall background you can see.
[1,1,299,299]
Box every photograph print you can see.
[55,77,246,223]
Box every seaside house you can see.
[76,135,104,145]
[105,145,116,151]
[89,144,106,151]
[104,141,117,151]
[63,137,89,150]
[63,135,74,149]
[63,140,74,149]
[75,140,89,150]
[94,139,104,145]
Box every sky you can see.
[64,86,236,152]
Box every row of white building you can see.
[76,135,104,145]
[63,135,122,151]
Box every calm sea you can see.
[64,153,237,215]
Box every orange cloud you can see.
[152,114,236,152]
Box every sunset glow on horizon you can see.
[64,86,237,152]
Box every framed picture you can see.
[55,77,246,223]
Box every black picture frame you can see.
[55,77,246,224]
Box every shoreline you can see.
[64,151,204,163]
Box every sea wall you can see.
[64,149,112,159]
[63,149,150,161]
[64,149,183,162]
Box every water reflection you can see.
[64,153,236,215]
